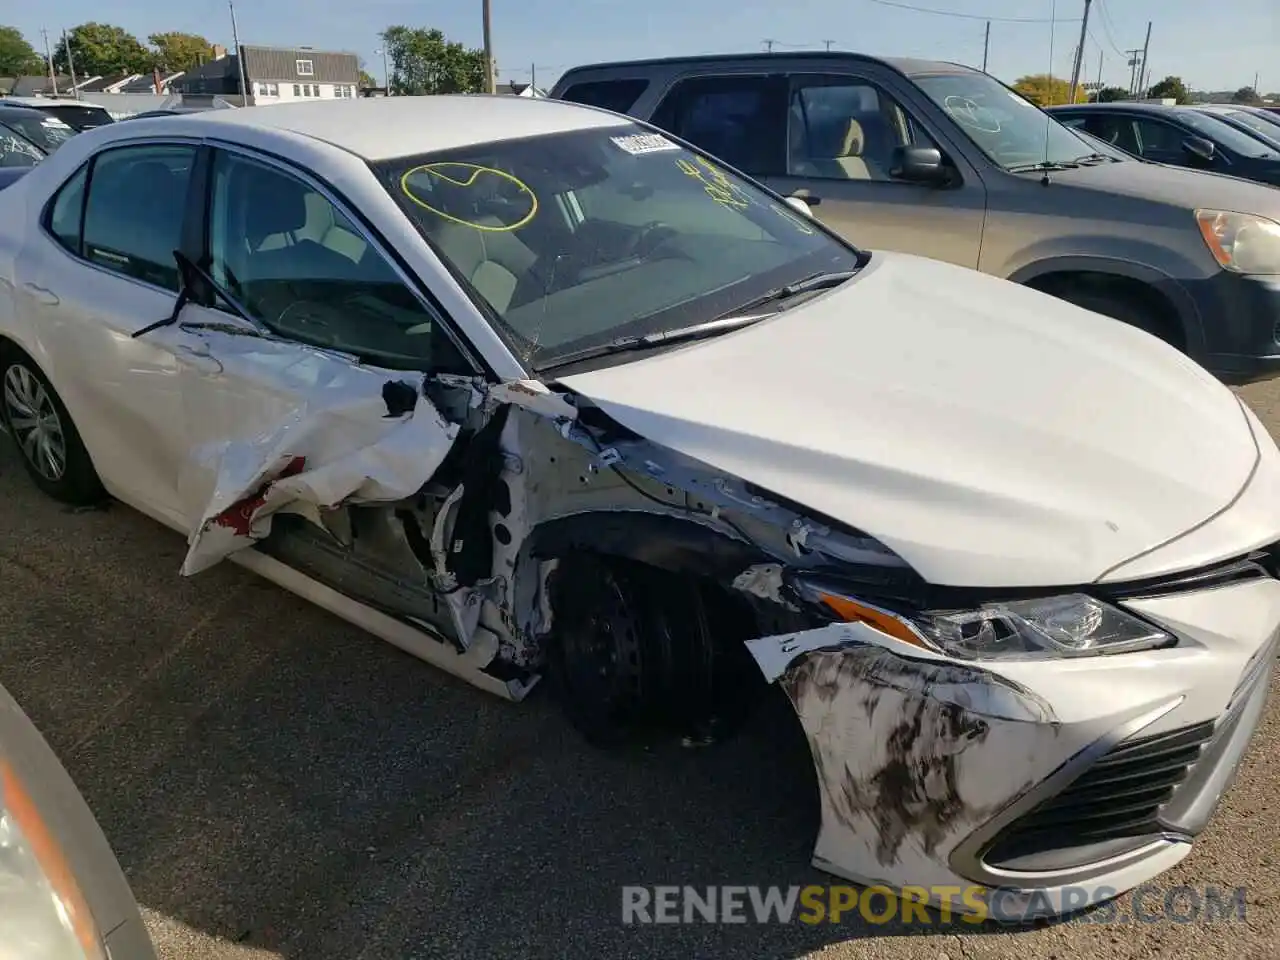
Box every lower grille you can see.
[984,719,1216,866]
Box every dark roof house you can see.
[172,44,360,104]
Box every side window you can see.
[1083,115,1138,153]
[558,79,649,115]
[46,164,88,254]
[1129,118,1189,162]
[787,77,940,182]
[650,75,787,175]
[81,144,195,290]
[207,151,469,371]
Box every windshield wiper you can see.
[535,270,858,372]
[1070,152,1117,164]
[537,313,774,370]
[714,270,858,320]
[1006,160,1081,173]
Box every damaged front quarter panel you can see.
[746,622,1072,913]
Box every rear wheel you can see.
[0,350,104,505]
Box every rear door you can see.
[10,140,204,524]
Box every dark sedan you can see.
[1189,104,1280,152]
[1048,102,1280,187]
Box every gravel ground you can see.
[0,380,1278,960]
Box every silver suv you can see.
[552,53,1280,382]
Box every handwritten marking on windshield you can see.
[399,161,538,232]
[676,155,752,210]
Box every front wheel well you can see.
[1023,270,1187,352]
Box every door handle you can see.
[22,282,59,306]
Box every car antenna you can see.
[1041,0,1057,185]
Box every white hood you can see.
[558,252,1263,588]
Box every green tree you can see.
[1231,85,1260,104]
[359,69,376,89]
[1092,85,1129,103]
[54,23,150,76]
[1012,74,1087,106]
[148,32,214,72]
[0,25,43,76]
[1146,75,1188,103]
[380,26,484,95]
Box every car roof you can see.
[556,51,975,80]
[130,94,632,161]
[1048,102,1184,114]
[2,97,108,111]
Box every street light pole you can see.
[377,45,391,95]
[482,0,496,93]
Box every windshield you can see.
[0,123,43,168]
[1178,110,1280,159]
[373,124,860,370]
[914,71,1093,169]
[1207,110,1280,150]
[37,105,112,131]
[0,111,73,153]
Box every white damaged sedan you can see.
[0,96,1277,920]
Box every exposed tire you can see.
[546,554,760,748]
[0,349,105,506]
[1054,288,1181,349]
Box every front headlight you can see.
[0,762,106,960]
[1196,209,1280,274]
[797,582,1172,661]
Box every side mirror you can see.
[1183,136,1215,163]
[891,146,950,185]
[784,195,814,217]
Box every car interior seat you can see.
[430,219,538,314]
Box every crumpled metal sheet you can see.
[181,387,457,576]
[746,622,1064,899]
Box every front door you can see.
[162,146,474,538]
[647,71,987,267]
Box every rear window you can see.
[558,79,649,115]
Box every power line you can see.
[866,0,1079,24]
[1094,0,1126,57]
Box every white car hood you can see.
[558,252,1263,588]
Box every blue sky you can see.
[9,0,1277,92]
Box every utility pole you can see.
[822,40,834,51]
[763,39,776,52]
[378,44,390,95]
[1094,51,1103,98]
[482,0,496,93]
[62,29,79,97]
[227,0,249,105]
[531,62,536,91]
[982,21,990,73]
[1068,0,1092,102]
[40,29,59,96]
[1125,48,1142,96]
[1137,21,1152,97]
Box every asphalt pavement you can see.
[0,380,1278,959]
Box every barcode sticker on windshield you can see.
[610,133,680,155]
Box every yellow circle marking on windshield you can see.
[399,162,538,232]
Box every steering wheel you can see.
[621,220,680,260]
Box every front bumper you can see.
[746,577,1280,920]
[1192,272,1280,382]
